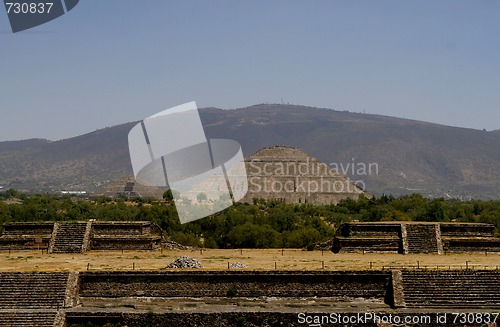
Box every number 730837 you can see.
[5,2,53,14]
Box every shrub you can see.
[226,287,238,297]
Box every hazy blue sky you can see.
[1,1,499,141]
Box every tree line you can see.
[0,189,499,248]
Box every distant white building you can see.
[61,191,87,195]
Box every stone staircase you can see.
[405,224,438,254]
[0,310,58,327]
[50,222,88,253]
[401,270,500,308]
[0,273,69,326]
[0,272,69,309]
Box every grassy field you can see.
[0,248,499,272]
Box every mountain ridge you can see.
[0,104,499,199]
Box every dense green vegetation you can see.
[1,189,499,248]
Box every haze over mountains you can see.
[0,104,499,199]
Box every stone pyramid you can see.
[240,146,365,204]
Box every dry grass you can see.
[0,249,499,272]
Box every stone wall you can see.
[1,222,54,235]
[440,223,495,237]
[0,222,54,250]
[91,222,153,236]
[332,238,401,253]
[89,221,163,250]
[443,238,500,252]
[78,271,391,299]
[0,221,165,252]
[333,223,403,254]
[0,236,51,249]
[440,223,499,253]
[90,236,162,250]
[337,223,401,238]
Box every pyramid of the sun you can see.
[240,146,365,204]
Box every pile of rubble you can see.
[166,256,203,268]
[229,262,247,269]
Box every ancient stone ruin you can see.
[92,177,165,199]
[0,222,53,250]
[49,222,91,253]
[241,146,365,204]
[332,221,500,254]
[2,269,500,326]
[90,221,163,251]
[0,221,164,253]
[0,272,73,326]
[93,145,365,205]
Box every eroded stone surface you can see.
[241,146,365,205]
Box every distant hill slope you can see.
[201,105,500,199]
[0,123,135,192]
[0,104,499,199]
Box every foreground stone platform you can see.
[0,269,499,326]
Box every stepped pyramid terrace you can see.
[0,220,499,325]
[333,221,500,254]
[0,221,164,253]
[241,146,365,204]
[92,146,367,204]
[92,177,165,199]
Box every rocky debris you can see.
[315,239,333,250]
[166,256,203,268]
[162,241,194,250]
[229,262,247,269]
